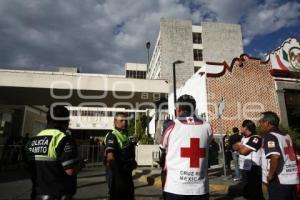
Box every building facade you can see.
[147,18,244,91]
[173,37,300,133]
[125,63,147,79]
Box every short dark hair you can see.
[242,120,256,134]
[176,95,196,114]
[47,105,69,123]
[114,112,127,119]
[260,111,280,127]
[232,127,239,133]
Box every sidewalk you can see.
[135,165,239,194]
[0,165,266,200]
[135,165,268,200]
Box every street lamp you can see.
[146,41,151,72]
[172,60,184,117]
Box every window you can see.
[126,70,146,79]
[139,71,146,79]
[193,33,202,44]
[193,49,203,61]
[194,67,201,73]
[72,110,77,116]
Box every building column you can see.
[276,89,289,128]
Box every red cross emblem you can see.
[180,138,205,168]
[284,140,296,161]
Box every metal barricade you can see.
[78,145,103,168]
[0,145,26,171]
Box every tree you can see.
[127,113,153,144]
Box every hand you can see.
[232,143,241,151]
[267,174,274,182]
[132,160,137,170]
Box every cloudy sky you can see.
[0,0,299,74]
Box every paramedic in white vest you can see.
[159,95,213,200]
[259,111,299,200]
[233,120,264,200]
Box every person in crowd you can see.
[159,95,213,200]
[258,111,299,200]
[26,105,80,200]
[103,112,137,200]
[229,127,242,181]
[233,120,264,200]
[223,132,232,170]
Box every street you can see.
[0,166,246,200]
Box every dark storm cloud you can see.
[0,0,299,74]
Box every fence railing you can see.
[77,145,103,168]
[0,141,224,171]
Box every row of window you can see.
[126,70,147,79]
[71,110,137,117]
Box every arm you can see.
[233,136,262,155]
[267,154,280,182]
[106,152,115,169]
[233,143,253,155]
[103,133,119,170]
[65,168,78,176]
[263,134,281,182]
[159,120,175,169]
[57,136,80,176]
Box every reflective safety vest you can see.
[104,129,136,170]
[262,132,299,184]
[27,129,66,161]
[110,129,129,149]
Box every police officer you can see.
[103,112,137,200]
[160,95,213,200]
[26,105,79,200]
[233,120,264,200]
[258,111,298,200]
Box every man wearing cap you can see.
[259,111,298,200]
[26,105,79,200]
[160,95,213,200]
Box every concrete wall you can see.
[22,106,47,136]
[136,144,159,166]
[160,18,194,90]
[202,22,243,64]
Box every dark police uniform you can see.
[27,129,79,200]
[103,128,136,200]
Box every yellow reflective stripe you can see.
[36,129,66,160]
[112,129,128,149]
[104,129,128,149]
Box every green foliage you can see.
[283,50,289,62]
[127,118,135,136]
[280,125,300,146]
[127,113,153,144]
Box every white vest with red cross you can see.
[239,136,262,170]
[163,117,213,195]
[262,132,299,184]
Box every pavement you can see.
[135,165,253,199]
[0,164,267,200]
